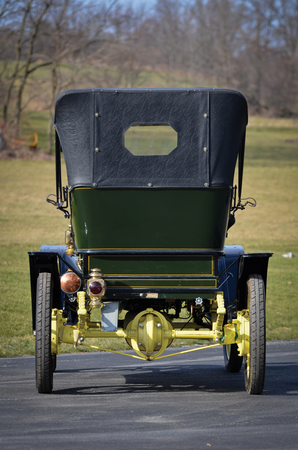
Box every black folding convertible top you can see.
[54,88,247,189]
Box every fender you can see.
[238,252,273,310]
[218,247,272,311]
[28,245,79,332]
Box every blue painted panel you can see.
[39,245,78,276]
[218,245,244,306]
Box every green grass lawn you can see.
[228,117,298,341]
[0,117,297,357]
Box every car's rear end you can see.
[29,88,271,394]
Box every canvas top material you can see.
[54,88,247,190]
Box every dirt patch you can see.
[284,138,298,143]
[0,146,54,161]
[0,124,54,161]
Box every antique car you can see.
[29,87,272,394]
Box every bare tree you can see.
[101,3,152,87]
[2,0,34,125]
[43,0,119,152]
[1,0,298,147]
[237,0,276,112]
[0,1,17,108]
[270,0,298,115]
[150,0,194,85]
[14,0,54,129]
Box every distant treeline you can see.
[1,0,297,135]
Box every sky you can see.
[119,0,156,8]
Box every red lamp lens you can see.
[89,281,103,295]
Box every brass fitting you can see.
[65,223,74,255]
[87,268,106,308]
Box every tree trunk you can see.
[3,0,33,125]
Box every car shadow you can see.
[52,360,298,396]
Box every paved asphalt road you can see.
[0,340,297,450]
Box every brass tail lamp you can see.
[63,224,106,308]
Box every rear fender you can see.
[218,248,272,313]
[28,245,79,332]
[238,253,273,310]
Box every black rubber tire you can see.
[35,272,54,393]
[223,343,243,372]
[244,274,266,395]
